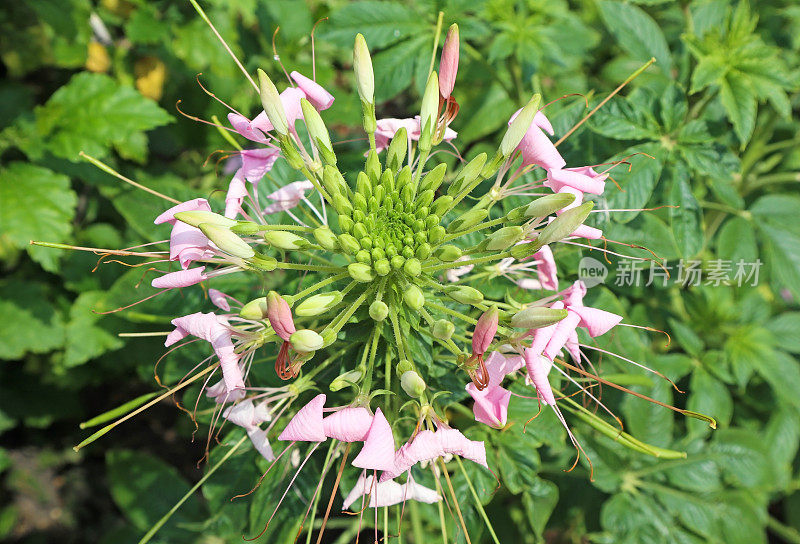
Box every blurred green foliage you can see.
[1,0,799,542]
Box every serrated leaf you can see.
[719,71,757,145]
[0,162,77,271]
[767,313,800,354]
[602,143,664,224]
[669,166,703,258]
[751,194,800,299]
[717,217,757,263]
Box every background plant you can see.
[0,0,799,542]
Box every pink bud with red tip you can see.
[439,24,459,99]
[266,291,296,341]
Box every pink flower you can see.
[263,180,315,215]
[508,109,565,170]
[374,117,458,153]
[165,312,245,393]
[208,288,230,312]
[439,24,459,99]
[382,427,487,481]
[546,166,607,196]
[151,267,208,289]
[472,307,499,357]
[341,473,440,510]
[224,170,248,219]
[465,351,524,428]
[523,347,556,405]
[322,407,374,442]
[155,199,215,269]
[278,393,327,442]
[533,245,558,291]
[240,148,280,183]
[352,408,396,471]
[223,399,275,460]
[205,379,246,404]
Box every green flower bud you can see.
[386,127,408,172]
[322,165,346,196]
[433,319,455,340]
[419,71,440,152]
[330,370,363,391]
[403,284,425,310]
[313,226,338,250]
[435,245,462,261]
[263,230,307,251]
[369,300,389,321]
[448,152,487,196]
[230,220,260,235]
[400,370,426,398]
[373,259,391,276]
[391,255,405,269]
[396,359,414,376]
[415,243,432,260]
[279,137,306,170]
[480,150,504,179]
[296,292,342,316]
[338,233,360,254]
[428,225,446,244]
[353,33,375,106]
[403,258,422,277]
[446,285,484,305]
[448,208,489,233]
[500,93,541,157]
[239,297,268,320]
[419,163,447,194]
[251,254,277,271]
[300,98,334,164]
[365,150,381,182]
[400,184,415,206]
[417,190,435,209]
[174,211,236,229]
[338,216,354,233]
[353,193,368,213]
[348,262,375,282]
[356,249,371,264]
[524,193,577,219]
[257,68,289,136]
[537,202,593,246]
[431,195,454,217]
[199,223,254,258]
[333,193,353,216]
[486,226,524,251]
[361,236,373,250]
[356,171,372,198]
[511,307,569,329]
[373,184,385,204]
[290,329,324,353]
[381,168,397,193]
[509,241,541,260]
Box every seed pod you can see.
[448,152,487,196]
[257,69,289,136]
[348,262,375,282]
[400,370,426,398]
[446,285,484,305]
[239,297,268,320]
[419,163,447,193]
[510,307,569,329]
[524,193,577,219]
[290,329,324,353]
[403,284,425,310]
[369,300,389,321]
[199,223,254,259]
[174,210,236,229]
[330,370,363,391]
[263,230,307,251]
[296,292,343,316]
[447,208,489,233]
[500,93,541,157]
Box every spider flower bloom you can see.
[263,180,315,215]
[154,199,215,269]
[223,399,275,460]
[278,393,326,442]
[165,312,246,393]
[508,108,565,170]
[341,473,440,510]
[382,427,487,481]
[465,351,525,428]
[352,408,396,471]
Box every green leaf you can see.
[61,291,123,369]
[521,479,559,538]
[0,162,77,271]
[597,1,672,75]
[373,36,428,101]
[719,71,757,146]
[687,369,732,437]
[603,143,664,224]
[756,351,800,410]
[322,2,425,49]
[709,429,773,488]
[751,194,800,299]
[767,313,800,354]
[717,217,757,264]
[20,72,172,161]
[0,280,65,360]
[589,93,660,141]
[668,166,703,258]
[107,450,205,534]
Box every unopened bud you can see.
[400,370,426,398]
[263,230,308,251]
[448,208,488,233]
[446,285,484,305]
[510,306,569,329]
[322,165,346,196]
[290,329,324,353]
[199,223,254,258]
[403,258,422,277]
[267,291,295,341]
[313,226,338,250]
[251,253,277,271]
[296,292,342,316]
[486,226,524,251]
[174,210,236,229]
[257,68,289,136]
[338,233,360,255]
[433,319,455,340]
[369,300,389,321]
[431,195,453,217]
[439,24,459,99]
[230,220,260,235]
[348,262,375,282]
[386,127,408,172]
[330,370,363,391]
[353,33,374,105]
[403,284,425,310]
[448,153,486,196]
[500,93,541,157]
[239,297,268,320]
[396,359,414,376]
[435,245,462,262]
[472,306,499,355]
[419,163,447,193]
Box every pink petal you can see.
[560,281,586,307]
[240,148,280,182]
[547,168,606,195]
[352,408,396,471]
[570,224,603,240]
[322,407,373,442]
[168,222,212,269]
[290,71,335,111]
[438,28,459,99]
[570,306,622,337]
[524,348,556,405]
[154,198,211,225]
[404,475,441,504]
[152,267,207,289]
[517,125,565,170]
[247,427,275,461]
[209,288,231,312]
[342,474,405,510]
[534,110,554,136]
[228,112,269,144]
[543,310,581,361]
[224,170,248,219]
[534,245,558,291]
[437,428,487,468]
[278,394,326,442]
[205,379,246,404]
[223,399,257,429]
[467,384,511,428]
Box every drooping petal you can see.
[208,288,231,312]
[224,170,248,219]
[533,245,558,291]
[437,428,488,468]
[534,110,554,136]
[278,393,326,442]
[228,112,269,144]
[290,71,335,111]
[546,168,606,195]
[253,400,272,424]
[570,306,622,337]
[352,408,396,471]
[152,267,207,289]
[524,348,556,405]
[223,399,257,429]
[403,475,441,504]
[322,407,373,442]
[205,379,246,404]
[240,148,280,183]
[154,198,211,226]
[263,180,315,215]
[543,310,582,361]
[342,474,406,510]
[168,222,213,269]
[247,427,276,461]
[467,383,511,428]
[570,224,603,240]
